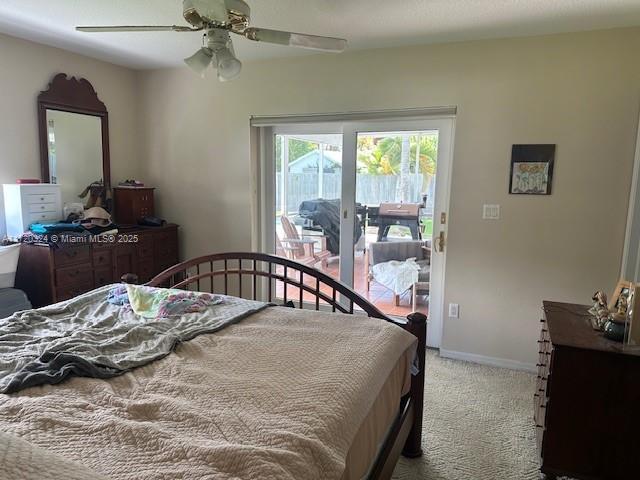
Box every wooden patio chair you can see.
[280,215,331,269]
[275,232,318,267]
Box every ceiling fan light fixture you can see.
[184,47,214,78]
[215,47,242,81]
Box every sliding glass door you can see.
[260,116,454,348]
[353,130,438,316]
[274,132,343,283]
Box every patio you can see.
[275,226,429,318]
[274,132,435,318]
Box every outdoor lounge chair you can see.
[367,240,431,311]
[280,216,332,269]
[275,233,320,268]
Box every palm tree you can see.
[396,134,411,202]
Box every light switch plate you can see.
[448,303,459,318]
[482,204,501,220]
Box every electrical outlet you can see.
[448,303,459,318]
[482,204,500,220]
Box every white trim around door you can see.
[251,109,456,349]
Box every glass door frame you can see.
[342,118,454,348]
[256,115,455,348]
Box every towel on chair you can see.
[371,258,420,295]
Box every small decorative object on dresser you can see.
[536,301,640,480]
[2,184,62,238]
[113,186,155,225]
[15,224,178,307]
[588,290,609,330]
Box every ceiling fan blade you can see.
[243,27,347,53]
[76,25,201,33]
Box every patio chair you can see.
[275,233,319,268]
[366,240,430,310]
[280,216,331,269]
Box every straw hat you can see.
[82,207,112,227]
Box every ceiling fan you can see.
[76,0,347,81]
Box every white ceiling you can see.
[1,0,639,70]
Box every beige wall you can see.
[138,27,640,367]
[0,33,140,235]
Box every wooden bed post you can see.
[120,273,139,285]
[403,311,427,458]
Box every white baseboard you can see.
[439,349,537,373]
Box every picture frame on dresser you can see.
[609,278,633,311]
[625,284,640,347]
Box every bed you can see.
[0,252,426,480]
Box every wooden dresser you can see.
[536,301,640,480]
[15,224,178,307]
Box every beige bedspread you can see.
[0,306,416,480]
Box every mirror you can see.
[46,110,103,206]
[38,74,110,212]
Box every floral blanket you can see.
[107,284,223,317]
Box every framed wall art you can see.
[509,144,556,195]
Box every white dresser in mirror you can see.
[2,184,62,238]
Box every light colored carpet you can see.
[392,350,543,480]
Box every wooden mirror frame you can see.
[37,73,110,189]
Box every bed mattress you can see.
[0,304,416,480]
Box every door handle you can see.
[435,231,446,252]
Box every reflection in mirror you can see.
[46,110,103,208]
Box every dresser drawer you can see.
[535,424,545,458]
[93,249,113,268]
[28,212,60,224]
[56,282,94,303]
[155,239,178,256]
[55,264,94,287]
[137,237,154,258]
[54,247,92,267]
[27,202,58,213]
[25,193,58,205]
[138,258,155,283]
[94,268,114,287]
[154,231,178,270]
